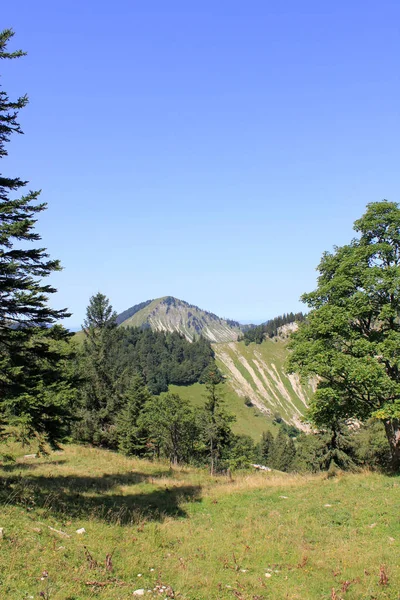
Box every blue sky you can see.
[2,1,400,327]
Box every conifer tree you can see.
[116,373,152,456]
[78,293,121,445]
[0,29,75,446]
[199,369,235,474]
[257,430,274,464]
[269,429,296,472]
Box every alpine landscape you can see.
[1,9,400,600]
[116,296,312,433]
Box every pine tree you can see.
[257,430,274,465]
[116,374,152,456]
[269,429,296,472]
[199,369,235,474]
[0,30,75,447]
[77,293,121,446]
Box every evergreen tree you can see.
[116,374,152,456]
[257,430,274,464]
[0,29,75,447]
[199,369,235,474]
[269,429,296,472]
[294,424,356,472]
[77,293,121,446]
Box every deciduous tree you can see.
[288,201,400,470]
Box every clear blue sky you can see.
[2,1,400,327]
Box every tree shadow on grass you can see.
[1,459,67,472]
[0,470,202,524]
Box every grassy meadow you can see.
[0,444,399,599]
[168,382,272,442]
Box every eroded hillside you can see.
[119,296,240,343]
[214,339,314,430]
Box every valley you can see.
[112,296,312,435]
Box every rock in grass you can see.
[0,528,4,539]
[133,589,145,596]
[76,527,86,534]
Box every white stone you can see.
[265,573,272,578]
[133,590,145,596]
[0,528,4,539]
[76,528,86,534]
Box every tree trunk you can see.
[383,418,400,472]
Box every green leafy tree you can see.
[0,29,75,447]
[226,434,256,470]
[116,373,152,456]
[288,201,400,470]
[139,392,196,464]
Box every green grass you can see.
[214,339,313,426]
[0,444,399,599]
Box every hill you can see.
[1,443,398,599]
[213,338,314,430]
[118,296,241,343]
[76,297,313,433]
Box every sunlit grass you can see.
[0,443,398,599]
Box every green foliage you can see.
[198,369,236,473]
[257,430,274,464]
[352,419,392,470]
[225,434,256,469]
[116,374,152,456]
[0,30,75,447]
[75,293,121,446]
[288,201,400,470]
[117,327,215,394]
[294,424,356,473]
[269,429,296,472]
[243,312,305,345]
[139,392,197,464]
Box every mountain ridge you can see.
[117,296,241,343]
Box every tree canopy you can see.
[0,29,74,447]
[288,201,400,470]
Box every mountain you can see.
[117,296,241,343]
[115,297,313,431]
[93,296,312,433]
